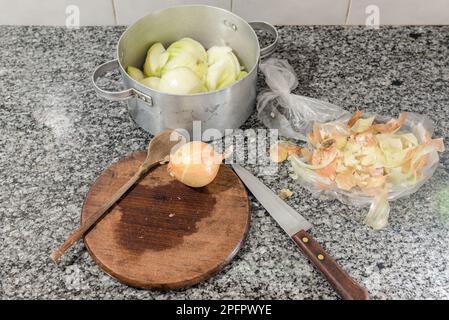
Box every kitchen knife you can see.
[232,164,369,300]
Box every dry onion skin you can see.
[289,111,445,229]
[168,141,229,188]
[269,141,302,163]
[278,188,294,200]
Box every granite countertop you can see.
[1,25,449,300]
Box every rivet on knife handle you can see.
[292,229,369,300]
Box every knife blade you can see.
[232,164,312,235]
[232,164,369,300]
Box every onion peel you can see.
[288,110,444,230]
[347,110,362,128]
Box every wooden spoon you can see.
[50,129,183,262]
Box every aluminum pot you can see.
[92,5,278,138]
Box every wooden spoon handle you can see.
[50,161,157,262]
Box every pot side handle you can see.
[249,21,279,59]
[92,59,137,102]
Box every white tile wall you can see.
[0,0,115,25]
[233,0,350,25]
[1,0,449,25]
[346,0,449,25]
[113,0,231,25]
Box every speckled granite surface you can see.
[1,25,449,300]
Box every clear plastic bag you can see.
[257,58,443,229]
[258,58,349,141]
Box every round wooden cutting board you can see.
[81,151,250,290]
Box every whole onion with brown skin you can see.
[168,141,231,188]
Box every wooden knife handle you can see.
[291,229,369,300]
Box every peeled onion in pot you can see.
[159,67,205,94]
[167,141,230,188]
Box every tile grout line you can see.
[230,0,234,12]
[111,0,119,25]
[345,0,352,25]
